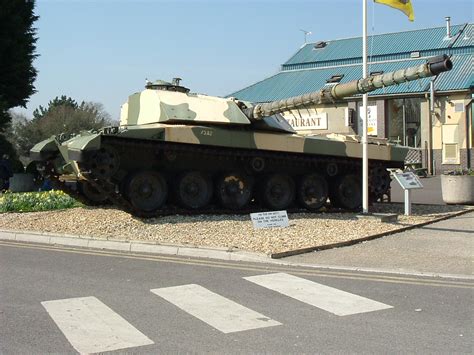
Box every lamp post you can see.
[362,0,369,214]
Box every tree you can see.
[0,0,38,160]
[33,95,78,120]
[13,97,113,156]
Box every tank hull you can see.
[38,124,407,216]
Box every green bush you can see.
[444,169,474,176]
[0,190,80,212]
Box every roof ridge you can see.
[302,22,471,46]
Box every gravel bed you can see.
[0,204,471,255]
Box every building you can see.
[231,20,473,175]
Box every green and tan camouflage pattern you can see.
[66,124,409,163]
[120,89,251,126]
[33,56,454,167]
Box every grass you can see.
[0,190,81,213]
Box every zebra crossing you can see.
[41,297,154,354]
[244,273,393,316]
[150,284,282,333]
[41,272,393,353]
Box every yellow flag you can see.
[374,0,415,21]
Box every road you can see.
[1,241,472,354]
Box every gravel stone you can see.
[1,204,471,255]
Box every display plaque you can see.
[393,172,423,190]
[250,210,289,229]
[391,171,424,216]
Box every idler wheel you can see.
[297,173,328,211]
[88,145,120,179]
[260,173,295,210]
[175,171,213,209]
[79,181,108,205]
[216,172,253,210]
[126,171,168,213]
[369,166,391,198]
[330,174,362,210]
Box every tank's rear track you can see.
[42,135,393,218]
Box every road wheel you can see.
[330,174,361,210]
[216,172,253,210]
[127,171,168,213]
[260,173,295,210]
[369,166,391,199]
[174,171,213,209]
[79,181,108,205]
[297,173,328,211]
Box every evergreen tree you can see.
[33,95,78,120]
[0,0,38,159]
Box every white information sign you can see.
[358,105,377,136]
[393,172,423,190]
[250,210,289,229]
[391,171,424,216]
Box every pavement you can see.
[1,175,472,279]
[284,211,473,277]
[390,174,445,205]
[284,175,473,278]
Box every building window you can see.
[387,98,422,147]
[443,143,459,163]
[442,124,460,164]
[326,74,344,83]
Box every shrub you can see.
[0,190,80,212]
[443,169,474,176]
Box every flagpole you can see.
[362,0,369,214]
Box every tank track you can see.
[71,136,393,218]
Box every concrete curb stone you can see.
[0,228,269,264]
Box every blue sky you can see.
[16,0,473,120]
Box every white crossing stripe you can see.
[151,284,281,333]
[244,273,393,316]
[41,296,154,353]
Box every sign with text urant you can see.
[282,111,328,130]
[250,211,289,229]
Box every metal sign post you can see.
[391,171,424,216]
[404,189,412,215]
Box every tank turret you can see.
[244,55,452,120]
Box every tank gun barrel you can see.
[244,55,452,120]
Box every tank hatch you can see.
[145,77,190,93]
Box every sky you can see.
[15,0,474,120]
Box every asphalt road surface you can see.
[1,241,472,354]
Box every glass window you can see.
[387,98,422,147]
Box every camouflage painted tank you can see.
[31,55,452,216]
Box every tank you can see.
[30,55,453,216]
